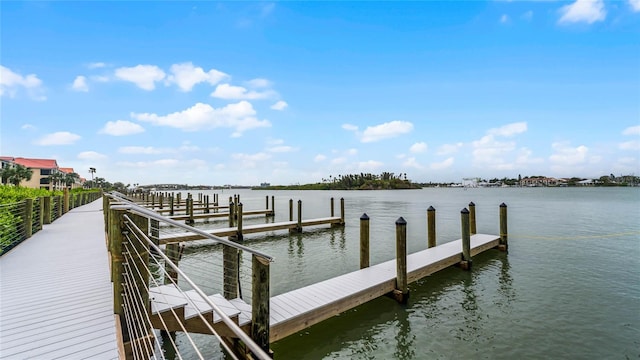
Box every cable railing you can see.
[105,192,273,360]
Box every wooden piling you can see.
[237,203,244,241]
[205,195,210,214]
[289,199,293,222]
[330,197,335,217]
[427,206,436,248]
[360,213,370,269]
[394,217,409,303]
[469,201,477,235]
[252,255,271,354]
[43,196,51,225]
[159,193,164,209]
[228,202,235,228]
[460,208,472,270]
[499,203,508,251]
[271,196,275,217]
[24,198,33,238]
[297,200,303,232]
[165,243,180,285]
[169,195,174,216]
[340,198,345,225]
[108,207,127,334]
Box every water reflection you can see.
[393,305,416,359]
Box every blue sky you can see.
[1,1,639,186]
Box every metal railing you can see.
[105,192,273,360]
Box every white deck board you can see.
[0,199,119,360]
[268,234,500,339]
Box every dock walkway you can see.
[0,199,119,359]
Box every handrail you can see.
[121,214,272,360]
[106,191,274,262]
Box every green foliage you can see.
[0,185,60,204]
[254,172,422,190]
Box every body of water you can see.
[167,187,639,359]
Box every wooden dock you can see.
[160,217,343,244]
[148,233,499,342]
[0,199,119,359]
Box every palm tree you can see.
[89,167,96,181]
[63,172,80,188]
[49,172,65,190]
[6,165,33,186]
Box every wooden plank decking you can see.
[267,234,500,342]
[160,217,343,244]
[0,199,119,359]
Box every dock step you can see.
[228,298,252,326]
[183,290,241,323]
[150,284,188,314]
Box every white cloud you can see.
[358,160,384,171]
[119,146,165,154]
[88,62,107,69]
[629,0,640,12]
[132,101,271,136]
[115,64,166,90]
[360,121,414,143]
[346,148,358,156]
[430,157,454,170]
[246,78,271,88]
[331,157,347,165]
[437,143,463,155]
[558,0,606,24]
[99,120,145,136]
[549,142,589,166]
[314,154,327,162]
[500,14,510,23]
[166,62,228,92]
[342,123,358,131]
[0,65,45,100]
[268,145,296,153]
[34,131,81,146]
[117,159,181,168]
[488,121,527,137]
[231,152,272,169]
[472,134,517,169]
[622,125,640,136]
[270,100,288,110]
[403,157,423,169]
[21,124,37,130]
[91,75,110,83]
[71,75,89,92]
[619,140,640,151]
[211,83,274,100]
[77,151,107,160]
[409,142,428,153]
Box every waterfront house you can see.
[0,157,63,190]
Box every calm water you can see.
[168,187,640,359]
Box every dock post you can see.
[265,195,269,212]
[360,213,370,269]
[499,203,508,251]
[159,193,164,209]
[186,197,195,226]
[252,255,271,354]
[331,197,335,217]
[24,198,33,239]
[43,196,51,225]
[394,217,409,303]
[460,208,472,270]
[63,188,69,214]
[271,195,275,217]
[165,243,180,285]
[205,195,210,214]
[340,197,345,225]
[151,193,155,208]
[169,195,175,216]
[237,203,244,241]
[427,206,436,248]
[297,200,303,233]
[469,202,477,235]
[176,193,181,208]
[289,199,293,221]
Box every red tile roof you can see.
[4,157,59,169]
[59,167,75,174]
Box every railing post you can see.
[37,197,44,231]
[360,213,370,269]
[469,201,477,235]
[24,198,33,239]
[165,243,180,285]
[252,255,270,354]
[63,188,69,214]
[43,196,51,225]
[460,208,472,270]
[56,195,63,219]
[223,243,239,299]
[297,200,302,232]
[108,206,127,338]
[499,203,508,251]
[394,217,409,303]
[427,206,436,248]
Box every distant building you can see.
[0,156,82,190]
[520,177,563,187]
[260,182,271,188]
